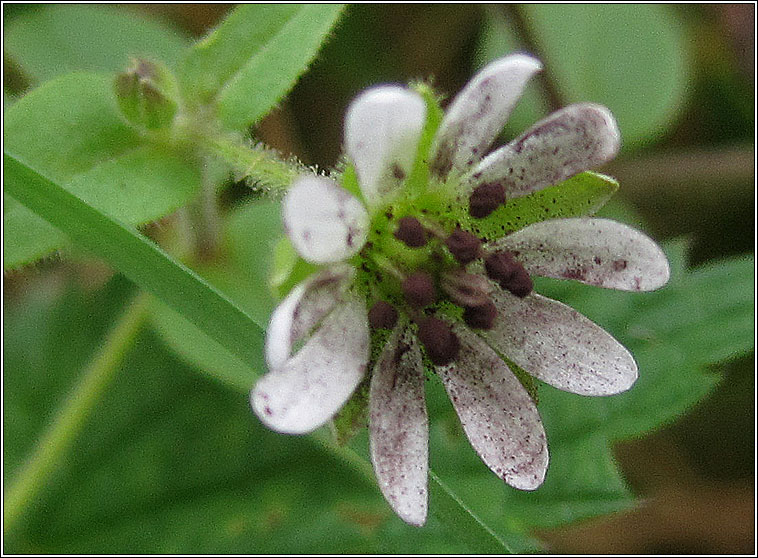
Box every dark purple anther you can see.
[463,300,498,330]
[394,216,427,248]
[484,250,533,298]
[402,271,437,308]
[469,182,506,218]
[417,316,460,365]
[445,227,481,264]
[484,251,519,283]
[503,266,533,298]
[368,300,398,330]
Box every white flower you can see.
[250,54,670,527]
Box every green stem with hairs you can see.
[203,133,303,196]
[3,293,151,534]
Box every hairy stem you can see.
[204,133,303,197]
[3,292,150,534]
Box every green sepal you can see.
[459,171,619,241]
[331,379,370,445]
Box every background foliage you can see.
[4,4,754,554]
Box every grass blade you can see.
[4,151,264,368]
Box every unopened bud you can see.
[418,316,459,365]
[114,59,178,130]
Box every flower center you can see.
[355,179,532,366]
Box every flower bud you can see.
[114,59,178,130]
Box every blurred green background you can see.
[4,4,754,554]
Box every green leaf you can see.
[462,171,618,240]
[479,4,690,148]
[4,4,190,86]
[179,4,345,130]
[3,72,201,269]
[3,152,263,370]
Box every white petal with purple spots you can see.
[483,290,638,396]
[369,321,428,526]
[345,86,426,207]
[493,218,670,291]
[431,54,542,178]
[265,266,355,370]
[283,176,369,264]
[468,103,620,199]
[435,322,548,490]
[251,296,370,434]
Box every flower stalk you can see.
[3,293,150,534]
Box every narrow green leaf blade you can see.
[4,152,264,369]
[429,472,515,553]
[216,4,345,130]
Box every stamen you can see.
[368,300,398,330]
[463,300,497,330]
[469,182,506,218]
[370,253,406,283]
[484,250,533,298]
[445,227,482,264]
[394,216,428,247]
[417,316,460,365]
[402,271,437,308]
[440,270,491,307]
[503,266,533,298]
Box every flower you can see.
[250,54,670,526]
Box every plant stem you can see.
[500,4,565,112]
[189,160,223,262]
[3,292,151,534]
[204,133,303,196]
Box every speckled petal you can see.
[468,103,620,198]
[283,176,369,264]
[345,86,426,207]
[493,218,670,291]
[483,290,638,396]
[251,296,370,434]
[369,321,428,526]
[265,266,355,370]
[431,54,542,178]
[435,322,548,490]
